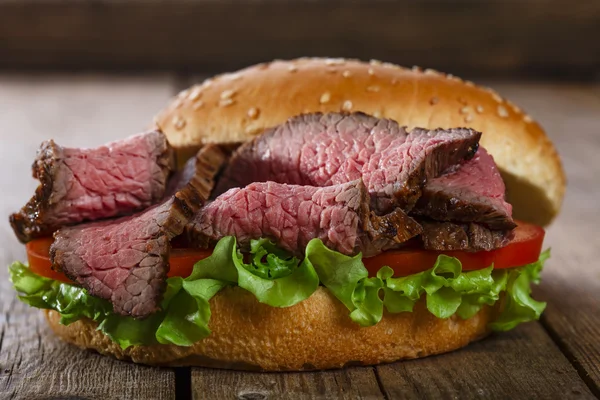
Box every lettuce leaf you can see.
[8,238,549,349]
[488,251,548,331]
[233,238,319,307]
[303,239,383,326]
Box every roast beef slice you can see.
[50,145,226,318]
[10,130,175,243]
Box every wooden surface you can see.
[0,1,599,78]
[0,74,599,399]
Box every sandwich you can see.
[8,58,565,371]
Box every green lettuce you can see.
[9,237,549,349]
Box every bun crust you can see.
[46,287,498,371]
[155,58,565,226]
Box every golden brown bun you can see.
[46,287,498,371]
[155,58,565,226]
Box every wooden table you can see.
[0,74,598,399]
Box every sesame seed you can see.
[177,89,189,99]
[320,92,331,104]
[464,114,474,123]
[490,90,503,103]
[430,97,439,105]
[366,85,380,92]
[460,106,471,114]
[370,59,382,66]
[172,116,186,130]
[523,114,533,123]
[476,105,484,113]
[325,58,345,66]
[412,65,421,72]
[288,65,298,72]
[188,87,202,101]
[220,89,236,100]
[342,70,352,78]
[219,98,235,107]
[193,101,204,110]
[382,62,396,69]
[342,100,353,111]
[224,73,242,81]
[173,98,183,109]
[373,110,382,118]
[497,105,509,118]
[326,68,338,74]
[465,80,475,87]
[391,78,398,85]
[424,68,438,75]
[247,107,260,119]
[203,80,213,89]
[368,67,375,75]
[510,103,522,114]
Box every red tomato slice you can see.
[26,237,70,283]
[25,221,544,282]
[363,221,545,277]
[168,248,213,278]
[26,238,214,283]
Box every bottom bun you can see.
[46,287,500,371]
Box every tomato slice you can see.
[26,237,70,283]
[362,221,545,277]
[26,238,213,283]
[25,221,544,282]
[168,248,213,278]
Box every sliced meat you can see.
[10,130,175,243]
[419,220,514,252]
[50,145,226,318]
[412,148,515,230]
[188,180,422,257]
[215,112,481,214]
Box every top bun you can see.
[154,58,565,226]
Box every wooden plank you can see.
[376,323,594,399]
[0,74,177,400]
[192,367,384,399]
[0,1,599,78]
[485,82,600,396]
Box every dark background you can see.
[1,0,599,80]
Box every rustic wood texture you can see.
[0,1,599,77]
[486,82,600,397]
[376,322,593,399]
[192,367,384,399]
[0,74,176,400]
[1,75,599,399]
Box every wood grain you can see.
[376,323,594,399]
[0,74,176,400]
[192,367,384,399]
[0,1,599,77]
[486,82,600,396]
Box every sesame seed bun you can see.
[155,57,565,226]
[44,58,558,371]
[45,287,499,371]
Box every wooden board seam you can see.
[540,316,600,398]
